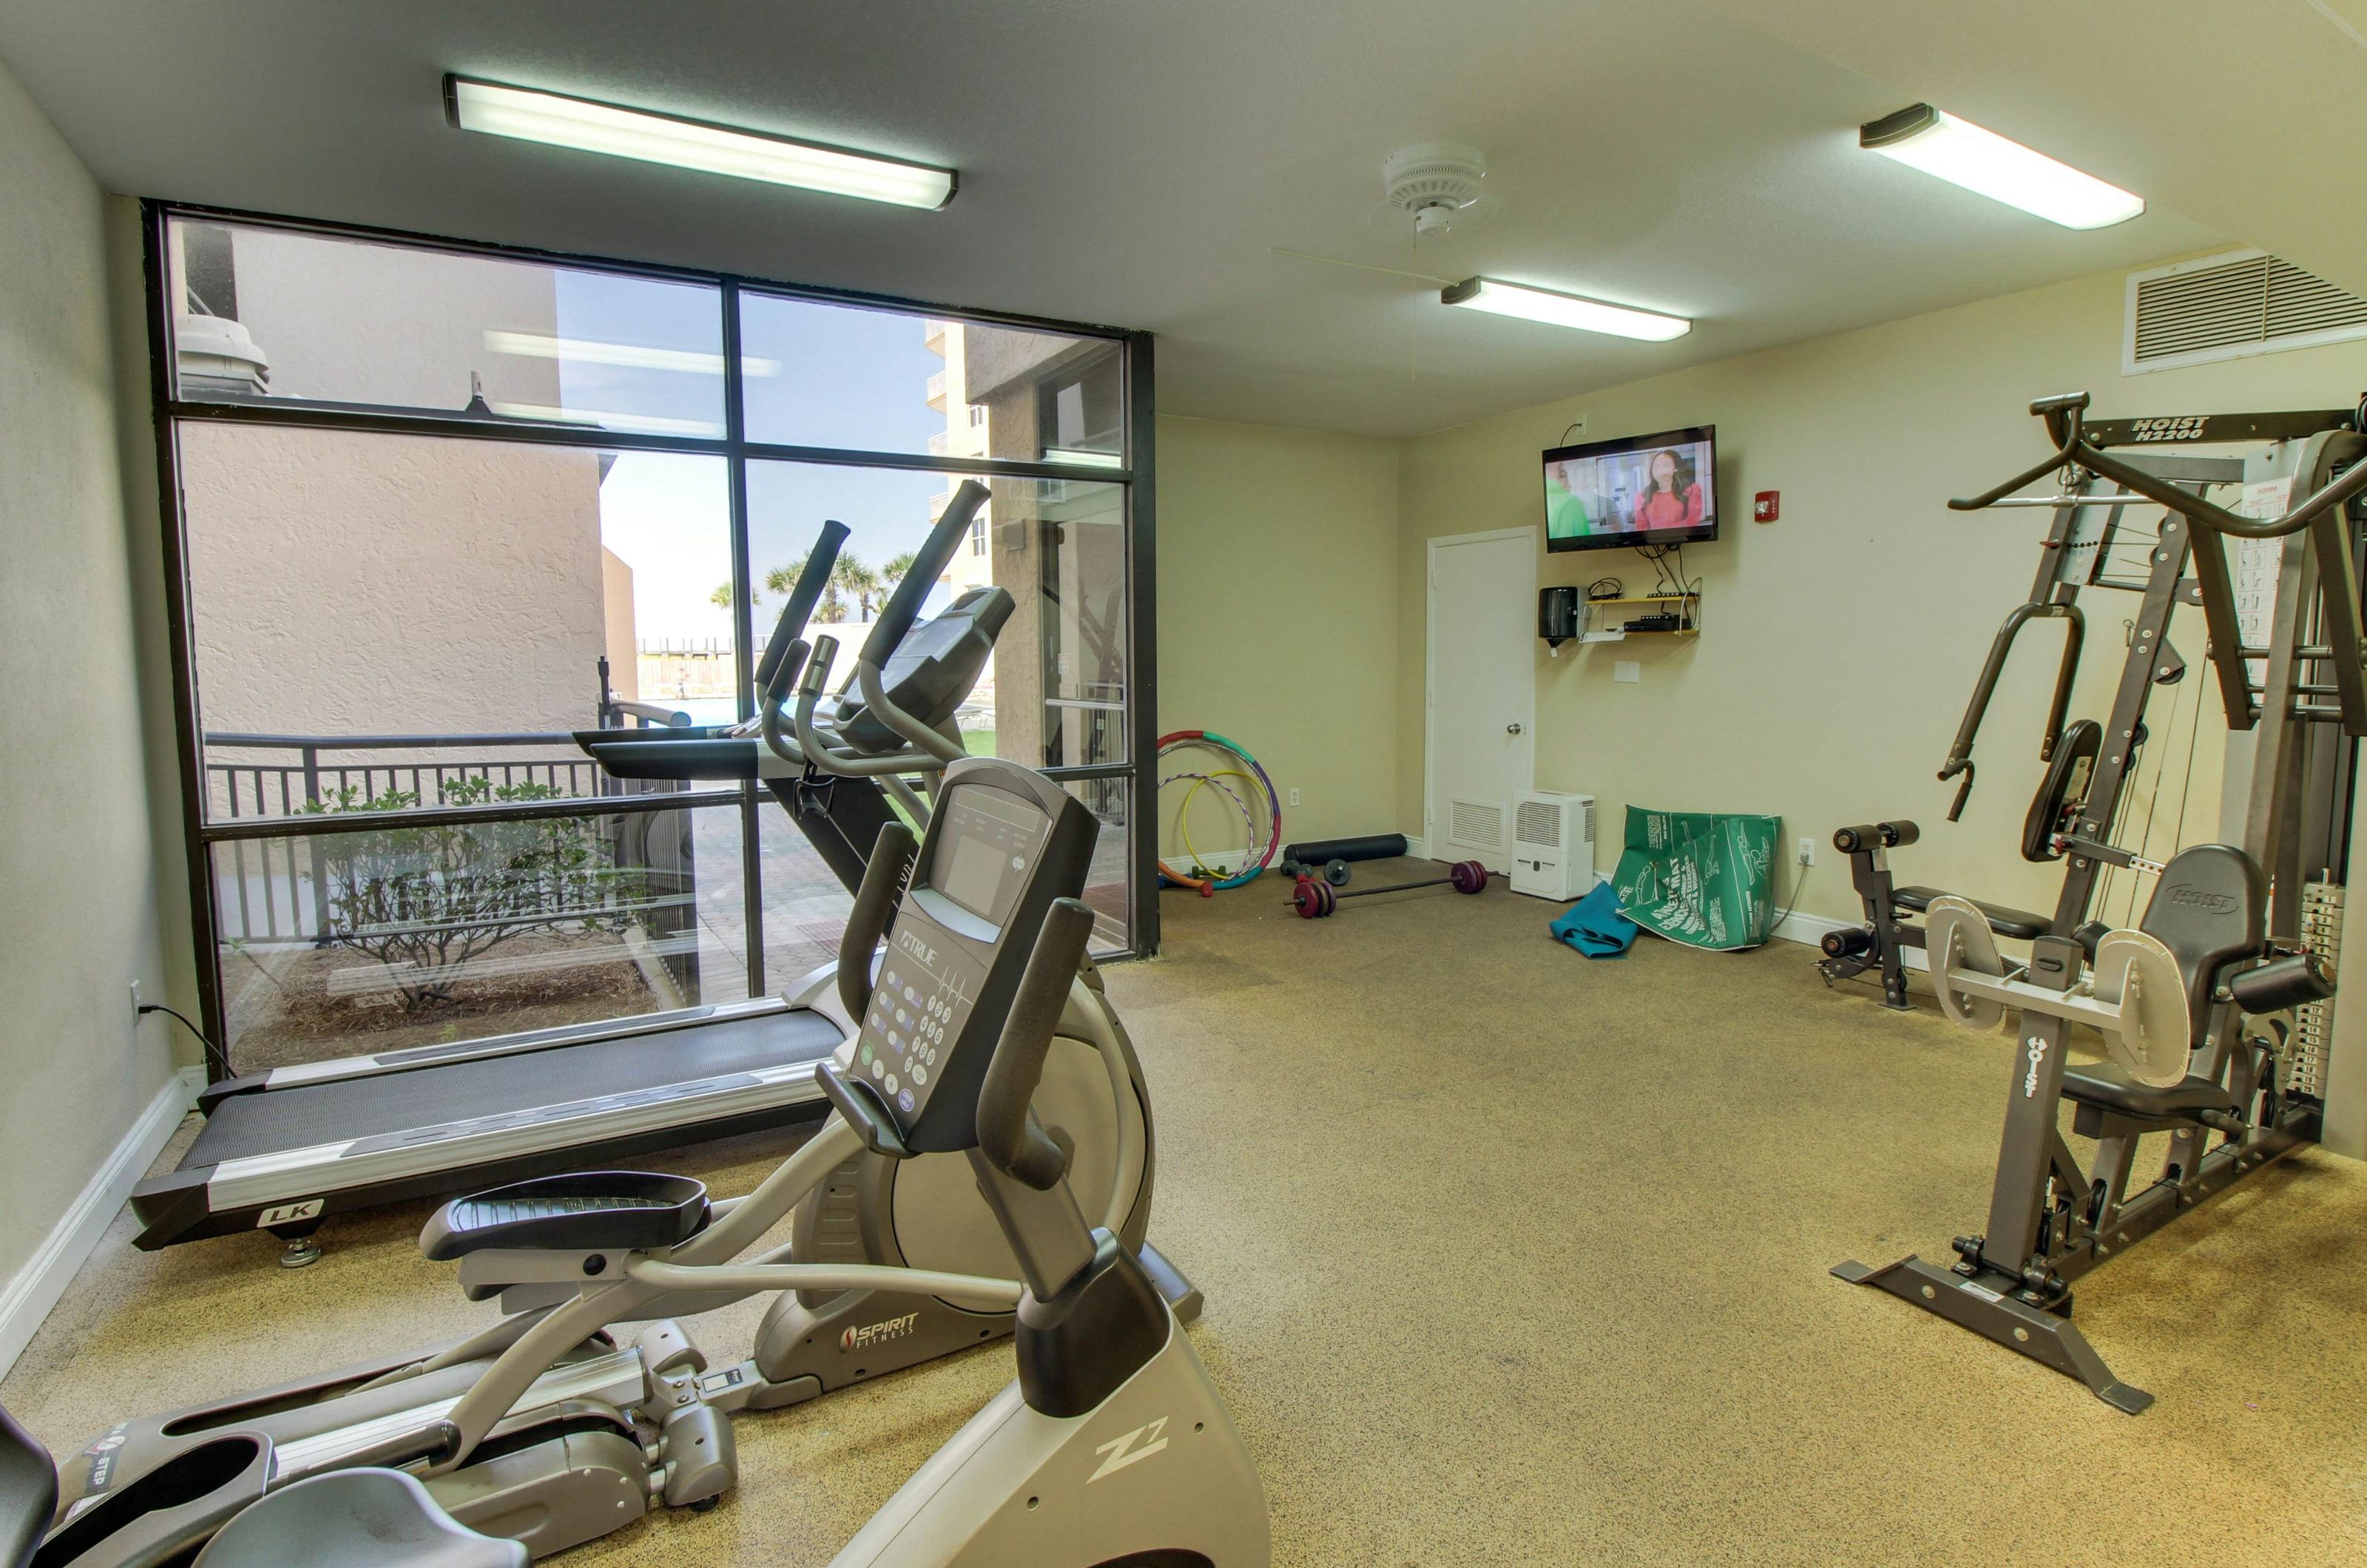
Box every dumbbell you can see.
[1289,859,1490,919]
[1281,858,1354,886]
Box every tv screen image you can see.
[1542,426,1718,552]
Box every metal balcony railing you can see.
[203,704,696,947]
[205,731,604,822]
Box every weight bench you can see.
[1888,886,2049,941]
[1817,820,2052,1010]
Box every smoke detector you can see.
[1383,143,1487,238]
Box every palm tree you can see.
[709,582,735,611]
[831,555,885,621]
[882,550,919,598]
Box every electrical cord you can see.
[1769,864,1811,936]
[141,1003,225,1064]
[1586,576,1625,601]
[1559,421,1587,446]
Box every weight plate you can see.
[1324,859,1352,887]
[2090,929,2193,1087]
[1925,895,2008,1032]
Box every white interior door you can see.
[1426,529,1536,874]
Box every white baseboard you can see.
[1402,836,1428,860]
[0,1066,200,1376]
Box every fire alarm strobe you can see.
[1753,490,1780,523]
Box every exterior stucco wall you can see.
[179,422,611,743]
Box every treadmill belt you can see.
[183,1010,845,1167]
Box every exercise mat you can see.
[1550,880,1637,957]
[1610,805,1781,951]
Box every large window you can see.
[151,206,1153,1078]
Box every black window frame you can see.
[139,198,1158,1081]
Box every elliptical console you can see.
[822,760,1101,1157]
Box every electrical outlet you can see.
[1288,788,1300,808]
[1797,837,1814,868]
[1613,660,1641,684]
[129,979,142,1014]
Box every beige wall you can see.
[0,68,176,1290]
[1395,265,2367,926]
[1156,416,1401,859]
[106,197,203,1069]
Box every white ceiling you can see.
[0,0,2313,438]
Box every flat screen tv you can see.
[1542,425,1718,552]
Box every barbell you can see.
[1289,859,1490,919]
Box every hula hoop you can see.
[1155,729,1281,893]
[1176,770,1265,875]
[1164,771,1257,861]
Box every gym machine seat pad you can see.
[2058,1062,2241,1121]
[1889,886,2049,941]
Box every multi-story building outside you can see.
[925,316,1129,777]
[924,317,995,598]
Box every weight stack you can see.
[2292,879,2344,1098]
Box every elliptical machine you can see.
[28,757,1266,1565]
[575,480,1194,1406]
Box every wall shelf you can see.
[1579,592,1700,640]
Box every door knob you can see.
[1507,723,1524,734]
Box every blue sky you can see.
[553,273,952,643]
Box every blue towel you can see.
[1550,880,1638,958]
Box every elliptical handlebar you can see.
[976,898,1098,1191]
[860,480,987,669]
[754,484,989,777]
[1951,391,2367,539]
[754,519,851,692]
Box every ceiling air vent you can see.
[2124,249,2367,375]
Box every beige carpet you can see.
[9,864,2367,1565]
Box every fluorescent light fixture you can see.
[483,331,781,377]
[445,76,956,210]
[1439,277,1691,341]
[1860,104,2143,230]
[1041,447,1125,468]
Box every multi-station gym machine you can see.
[1830,392,2367,1410]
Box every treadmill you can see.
[132,485,1001,1255]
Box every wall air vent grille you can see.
[1449,798,1505,851]
[2126,249,2367,375]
